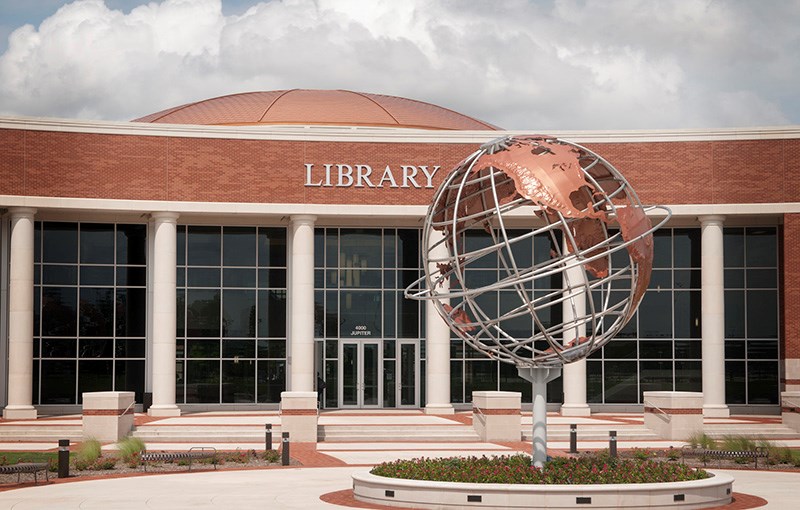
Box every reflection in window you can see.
[34,222,147,405]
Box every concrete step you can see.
[0,425,83,442]
[702,424,800,440]
[526,427,661,442]
[318,425,480,442]
[132,425,281,442]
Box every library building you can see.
[1,89,798,419]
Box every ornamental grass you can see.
[371,454,708,485]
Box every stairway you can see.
[0,423,82,442]
[524,423,662,442]
[132,423,281,443]
[318,423,480,442]
[702,422,800,441]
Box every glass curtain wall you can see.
[449,229,565,405]
[175,226,287,404]
[314,228,424,408]
[723,227,780,405]
[587,229,703,403]
[33,222,147,404]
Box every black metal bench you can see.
[0,462,50,484]
[681,446,769,469]
[140,447,217,471]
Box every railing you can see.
[472,402,487,426]
[782,396,800,410]
[643,400,670,422]
[123,399,136,417]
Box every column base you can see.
[424,404,455,415]
[559,404,592,417]
[147,405,181,417]
[2,406,37,420]
[702,405,730,418]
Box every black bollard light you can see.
[569,424,578,454]
[609,430,617,458]
[281,432,290,466]
[58,439,70,478]
[265,424,273,451]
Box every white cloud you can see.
[0,0,797,129]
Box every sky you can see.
[0,0,798,130]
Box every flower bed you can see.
[371,454,708,484]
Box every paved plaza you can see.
[0,411,799,508]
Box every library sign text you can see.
[304,163,440,189]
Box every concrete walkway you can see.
[1,410,799,508]
[0,467,798,509]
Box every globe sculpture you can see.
[406,135,670,467]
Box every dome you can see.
[133,89,500,130]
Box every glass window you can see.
[186,360,220,403]
[222,290,256,338]
[117,224,147,265]
[40,360,76,404]
[258,360,285,403]
[81,266,114,286]
[724,291,745,338]
[43,265,77,285]
[745,227,776,267]
[223,227,256,267]
[258,228,287,267]
[638,291,672,338]
[603,361,638,403]
[747,361,778,404]
[222,360,255,403]
[116,360,145,401]
[187,226,221,266]
[673,228,700,268]
[186,289,220,337]
[79,288,114,336]
[340,229,382,268]
[725,361,746,404]
[340,291,382,338]
[673,291,701,338]
[257,290,286,338]
[652,230,672,268]
[42,287,77,337]
[747,290,777,338]
[78,360,113,402]
[723,228,744,267]
[43,223,78,263]
[80,224,114,264]
[675,361,701,392]
[397,229,420,268]
[640,360,673,396]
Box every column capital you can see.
[150,211,180,222]
[290,214,317,225]
[698,215,725,225]
[7,207,36,218]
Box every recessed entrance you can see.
[341,341,381,408]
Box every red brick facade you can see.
[1,129,799,206]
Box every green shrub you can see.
[263,450,280,463]
[371,454,708,484]
[76,439,102,465]
[631,448,652,461]
[666,447,681,461]
[687,432,716,450]
[721,435,758,452]
[116,436,146,465]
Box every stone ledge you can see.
[353,471,734,509]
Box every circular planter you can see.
[352,471,734,509]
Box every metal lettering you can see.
[337,164,354,187]
[401,165,419,188]
[355,164,375,187]
[378,165,399,188]
[419,165,440,188]
[305,163,322,186]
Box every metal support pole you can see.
[281,432,290,466]
[58,439,70,478]
[265,424,272,451]
[531,368,548,469]
[569,424,577,454]
[609,430,617,458]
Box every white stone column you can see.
[560,240,591,416]
[3,208,37,420]
[148,212,181,417]
[700,215,729,417]
[425,228,454,414]
[288,215,315,392]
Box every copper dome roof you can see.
[134,89,500,130]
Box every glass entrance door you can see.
[340,341,381,408]
[397,341,418,407]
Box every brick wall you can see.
[783,214,800,388]
[1,129,799,206]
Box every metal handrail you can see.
[472,402,487,425]
[123,399,136,417]
[782,397,800,409]
[643,400,670,422]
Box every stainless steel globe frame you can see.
[405,135,670,467]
